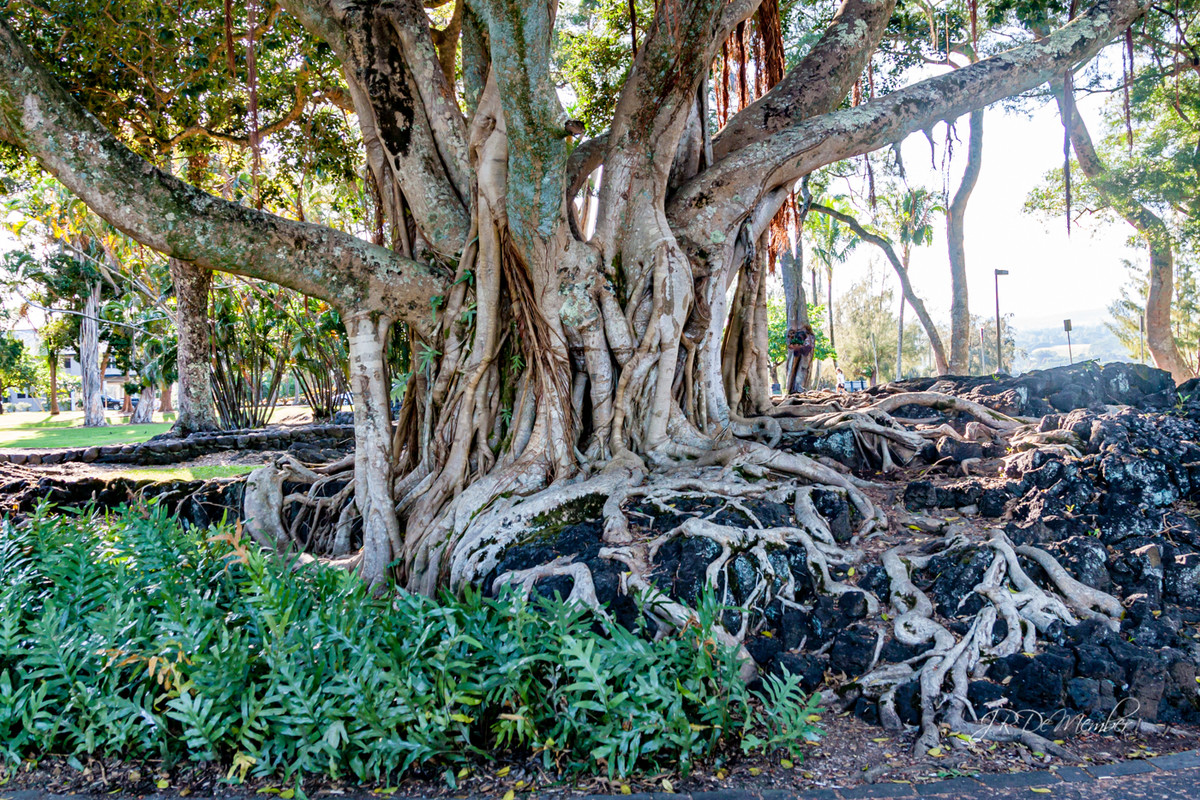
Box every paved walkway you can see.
[579,751,1200,800]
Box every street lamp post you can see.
[994,269,1009,373]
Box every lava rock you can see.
[770,653,827,692]
[830,623,877,676]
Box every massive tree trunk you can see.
[811,203,950,374]
[80,281,106,428]
[947,109,984,375]
[169,258,220,433]
[1051,83,1192,383]
[0,0,1148,606]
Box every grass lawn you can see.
[0,411,174,449]
[111,464,260,481]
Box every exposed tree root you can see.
[852,528,1124,758]
[237,384,1151,762]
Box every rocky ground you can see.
[489,363,1200,745]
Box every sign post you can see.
[994,269,1009,373]
[1064,319,1073,365]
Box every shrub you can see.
[0,505,819,783]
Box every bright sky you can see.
[827,86,1139,332]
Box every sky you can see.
[821,86,1141,333]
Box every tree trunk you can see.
[947,108,984,375]
[781,249,812,392]
[121,372,133,414]
[47,355,58,415]
[160,381,174,414]
[827,264,836,363]
[129,383,155,423]
[169,258,219,433]
[1051,84,1192,383]
[346,313,403,590]
[80,281,106,428]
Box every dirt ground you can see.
[3,713,1196,799]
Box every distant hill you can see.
[1012,322,1139,372]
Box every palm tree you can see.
[806,198,861,373]
[881,187,943,378]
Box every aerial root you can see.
[492,556,612,622]
[758,391,1027,472]
[243,455,357,553]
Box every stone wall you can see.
[0,423,355,467]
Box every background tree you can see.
[38,315,76,415]
[805,198,861,370]
[833,266,931,383]
[0,334,42,411]
[1108,258,1200,367]
[767,292,833,388]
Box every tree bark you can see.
[780,249,812,392]
[160,381,174,415]
[80,281,106,428]
[129,383,155,424]
[169,258,219,433]
[346,313,403,590]
[1051,83,1192,383]
[810,203,949,374]
[947,109,984,374]
[47,355,58,415]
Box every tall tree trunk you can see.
[169,258,219,433]
[1051,84,1193,383]
[947,108,984,375]
[827,264,836,363]
[810,203,949,374]
[346,313,403,590]
[47,355,58,414]
[781,249,812,392]
[160,381,173,414]
[80,281,106,428]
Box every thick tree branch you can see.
[671,0,1149,238]
[947,108,984,374]
[468,0,571,246]
[0,19,449,336]
[810,203,948,374]
[281,0,470,257]
[711,0,898,159]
